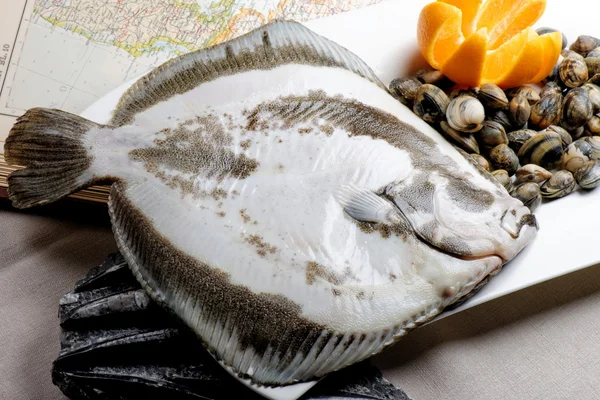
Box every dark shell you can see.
[415,68,453,88]
[439,121,480,154]
[488,109,514,132]
[489,144,519,175]
[561,87,593,131]
[52,253,410,400]
[540,170,577,199]
[511,182,541,212]
[477,83,509,109]
[505,86,540,105]
[389,77,422,106]
[530,92,563,129]
[536,27,568,50]
[559,57,589,88]
[478,120,508,149]
[413,84,450,123]
[540,81,563,97]
[509,93,531,127]
[585,57,600,78]
[507,129,537,153]
[517,131,564,169]
[570,35,600,57]
[574,160,600,189]
[581,82,600,112]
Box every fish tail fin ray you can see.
[4,108,102,208]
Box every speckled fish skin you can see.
[4,21,538,389]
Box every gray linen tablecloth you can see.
[2,198,600,400]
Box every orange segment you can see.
[441,27,488,87]
[482,28,528,83]
[530,31,562,82]
[439,0,482,37]
[475,0,546,50]
[494,29,544,88]
[417,2,464,69]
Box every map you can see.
[0,0,381,120]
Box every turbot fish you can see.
[4,21,537,390]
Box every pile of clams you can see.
[391,30,600,212]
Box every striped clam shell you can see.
[517,132,564,169]
[540,170,577,199]
[574,160,600,189]
[560,139,593,173]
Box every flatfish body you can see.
[4,21,537,388]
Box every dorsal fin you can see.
[111,20,386,126]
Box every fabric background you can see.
[1,198,600,400]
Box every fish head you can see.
[387,167,538,264]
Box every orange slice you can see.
[417,2,464,69]
[416,0,561,88]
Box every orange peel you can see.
[417,0,562,88]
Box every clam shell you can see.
[540,81,563,97]
[536,27,568,50]
[588,73,600,86]
[518,131,564,169]
[478,120,508,149]
[571,126,588,140]
[585,57,600,78]
[580,136,600,160]
[570,35,600,57]
[559,57,589,88]
[581,82,600,112]
[446,95,485,132]
[505,86,540,105]
[588,47,600,58]
[470,153,490,171]
[561,87,593,131]
[562,49,586,62]
[476,83,509,109]
[439,121,480,154]
[560,139,593,172]
[586,115,600,135]
[488,109,514,132]
[530,92,563,129]
[574,160,600,189]
[543,125,572,147]
[415,68,451,88]
[507,129,537,153]
[413,84,450,123]
[509,93,531,127]
[540,170,577,199]
[511,183,542,212]
[515,164,553,185]
[491,169,511,189]
[389,77,421,106]
[489,144,519,175]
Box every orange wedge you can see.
[416,0,561,88]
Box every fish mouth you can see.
[500,205,539,239]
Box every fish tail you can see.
[4,108,104,208]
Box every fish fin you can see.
[335,184,396,223]
[111,20,385,126]
[4,108,103,208]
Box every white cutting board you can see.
[80,0,600,397]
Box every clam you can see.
[470,154,490,171]
[509,92,531,127]
[389,77,422,105]
[511,183,542,212]
[505,86,540,105]
[477,83,509,109]
[492,169,511,189]
[507,129,538,153]
[588,47,600,58]
[585,57,600,78]
[540,81,563,97]
[543,125,572,147]
[562,49,586,62]
[559,56,589,88]
[536,27,568,50]
[540,170,577,199]
[415,68,451,88]
[588,73,600,86]
[570,35,600,57]
[439,121,480,154]
[561,87,593,131]
[574,160,600,189]
[446,95,485,132]
[488,109,514,132]
[586,115,600,135]
[478,120,508,149]
[571,126,589,140]
[518,131,564,169]
[413,84,450,123]
[581,82,600,112]
[560,139,593,173]
[489,144,520,175]
[515,164,553,185]
[530,92,563,129]
[580,136,600,160]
